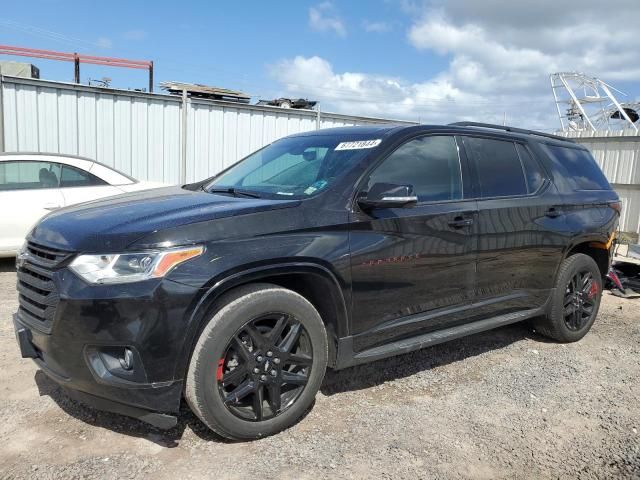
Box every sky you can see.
[1,0,639,131]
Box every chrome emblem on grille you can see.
[15,250,29,270]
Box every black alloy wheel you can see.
[217,314,313,421]
[533,253,602,343]
[563,270,598,331]
[185,283,328,440]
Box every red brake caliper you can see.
[588,281,599,299]
[216,358,225,382]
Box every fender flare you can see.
[175,262,350,379]
[563,232,610,257]
[554,232,613,282]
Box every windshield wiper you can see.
[206,186,262,199]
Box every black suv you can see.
[13,122,619,440]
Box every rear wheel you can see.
[533,253,603,342]
[185,283,328,440]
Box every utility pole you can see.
[149,61,154,93]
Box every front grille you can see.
[16,241,74,333]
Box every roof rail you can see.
[448,121,575,143]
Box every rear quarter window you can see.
[60,165,107,188]
[542,144,611,190]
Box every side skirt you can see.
[335,303,548,370]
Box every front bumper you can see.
[13,269,201,429]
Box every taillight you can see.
[609,201,622,214]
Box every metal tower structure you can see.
[550,72,639,133]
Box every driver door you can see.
[348,134,478,351]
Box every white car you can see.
[0,153,164,257]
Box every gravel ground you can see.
[1,256,639,479]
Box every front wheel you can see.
[533,253,603,342]
[185,283,328,440]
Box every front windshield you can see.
[204,134,384,199]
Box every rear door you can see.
[0,160,65,254]
[538,142,620,233]
[349,134,478,352]
[460,136,565,316]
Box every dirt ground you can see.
[1,256,638,479]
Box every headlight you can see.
[69,245,204,284]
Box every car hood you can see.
[116,180,167,193]
[30,186,300,252]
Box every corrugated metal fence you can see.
[0,75,414,184]
[564,130,640,234]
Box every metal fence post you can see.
[0,73,5,152]
[181,89,188,184]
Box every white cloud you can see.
[273,1,640,130]
[362,20,392,33]
[96,37,113,48]
[309,2,346,37]
[270,55,507,124]
[407,6,640,83]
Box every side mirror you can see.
[358,183,418,210]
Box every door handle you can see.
[448,216,473,229]
[545,207,561,218]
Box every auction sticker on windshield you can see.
[335,139,382,150]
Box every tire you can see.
[533,253,603,342]
[185,283,328,440]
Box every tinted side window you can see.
[465,137,527,197]
[367,135,462,202]
[516,143,545,193]
[0,161,61,191]
[542,145,610,190]
[60,165,106,188]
